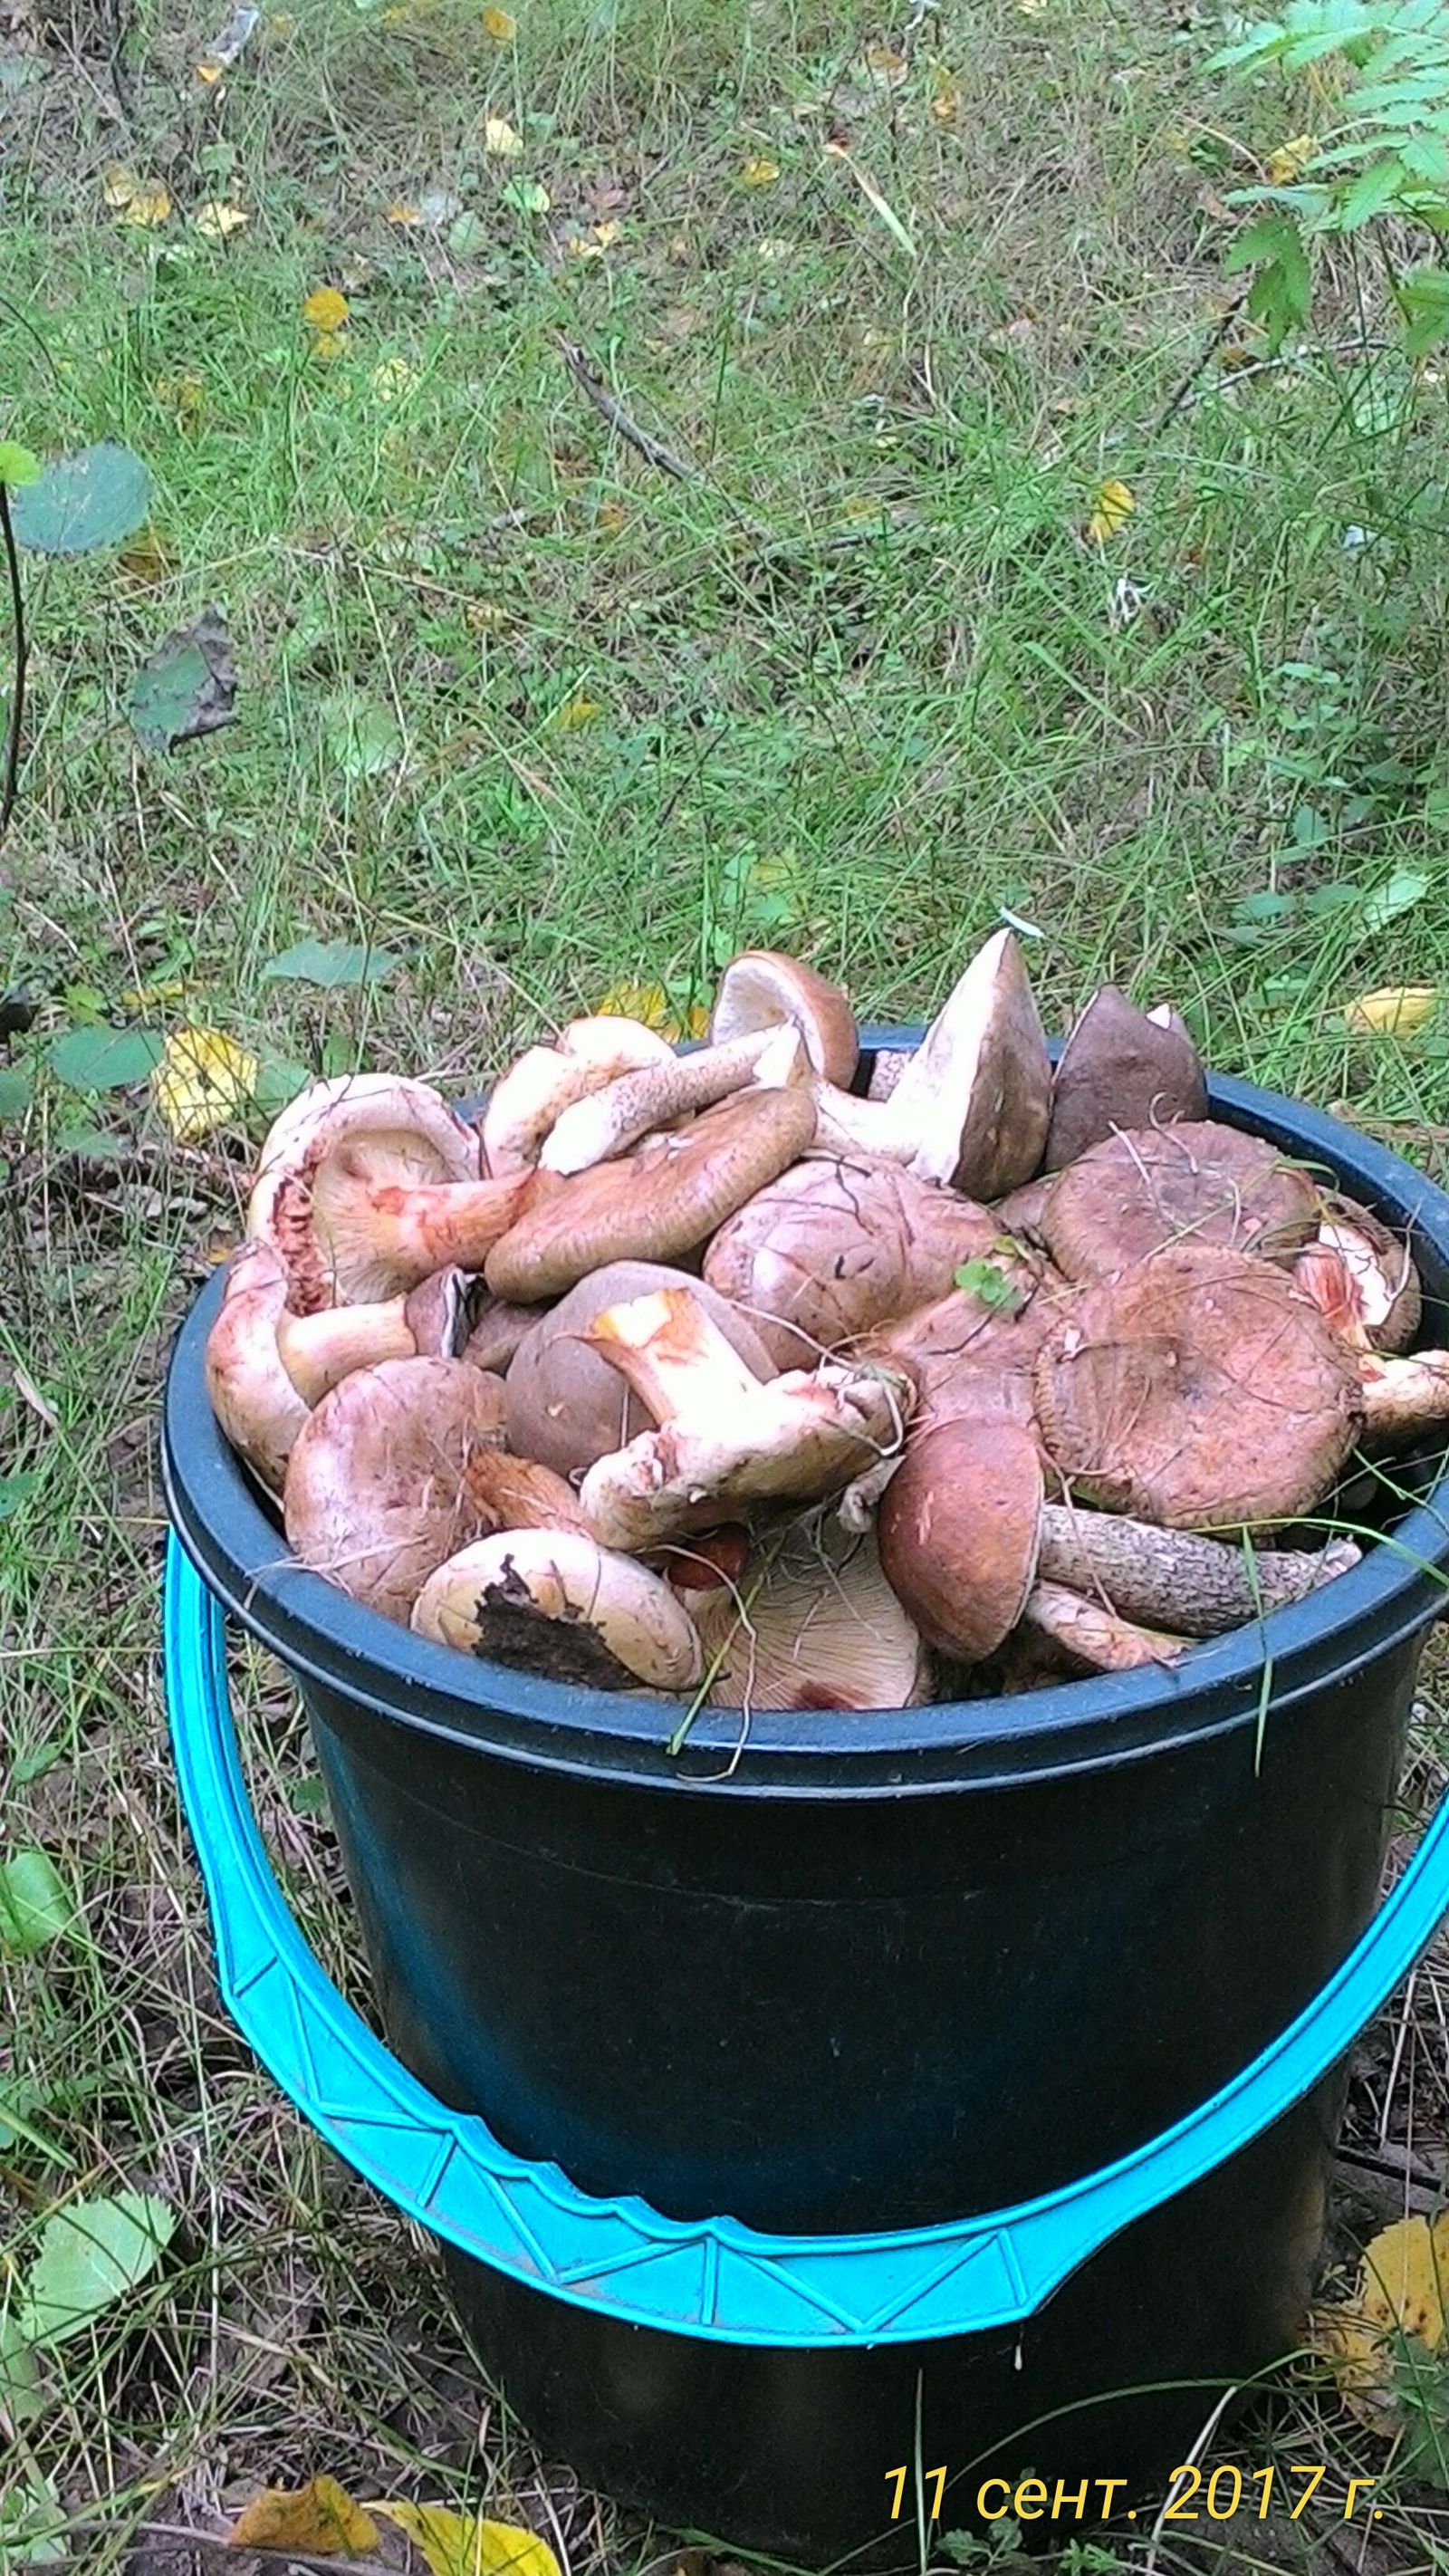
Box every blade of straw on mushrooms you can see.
[1040,1120,1321,1285]
[681,1515,930,1712]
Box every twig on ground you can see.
[554,336,697,482]
[1154,292,1248,434]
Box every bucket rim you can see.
[160,1043,1449,1796]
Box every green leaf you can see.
[0,2078,72,2166]
[126,605,237,754]
[0,2317,46,2432]
[1363,870,1430,931]
[17,2193,176,2349]
[954,1256,1025,1315]
[446,208,492,257]
[0,1474,38,1523]
[0,444,40,489]
[1223,213,1313,349]
[254,1051,314,1112]
[0,1068,32,1120]
[322,692,404,778]
[48,1025,163,1092]
[501,177,550,214]
[1400,262,1449,354]
[261,938,401,988]
[0,1851,73,1956]
[1333,153,1410,226]
[9,443,151,556]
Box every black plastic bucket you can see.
[162,1041,1449,2562]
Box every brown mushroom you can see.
[1043,985,1208,1172]
[461,1293,546,1377]
[283,1354,508,1622]
[877,1416,1359,1652]
[806,930,1051,1197]
[485,1088,817,1303]
[205,1242,471,1487]
[992,1175,1053,1238]
[482,1015,677,1175]
[702,1154,1006,1370]
[1040,1120,1322,1283]
[412,1530,704,1691]
[538,1024,807,1177]
[578,1284,912,1549]
[861,1252,1065,1439]
[249,1073,536,1311]
[505,1261,777,1481]
[1031,1245,1364,1529]
[678,1514,930,1712]
[708,952,859,1090]
[1293,1201,1422,1353]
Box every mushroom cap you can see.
[505,1261,777,1480]
[890,928,1052,1197]
[702,1154,1002,1370]
[1032,1243,1364,1529]
[991,1175,1053,1238]
[877,1418,1045,1661]
[686,1515,930,1712]
[462,1293,549,1377]
[411,1530,704,1691]
[1040,1120,1322,1283]
[485,1087,816,1302]
[248,1073,485,1312]
[1294,1200,1423,1354]
[709,951,859,1089]
[1043,985,1209,1172]
[205,1240,312,1491]
[481,1018,676,1175]
[283,1354,508,1623]
[863,1265,1061,1442]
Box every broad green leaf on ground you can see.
[261,939,400,989]
[322,692,404,777]
[0,2465,65,2563]
[48,1026,164,1092]
[0,1068,31,1119]
[0,1850,74,1956]
[226,2477,379,2553]
[0,2315,45,2432]
[127,605,237,752]
[254,1052,314,1111]
[1361,870,1429,934]
[151,1028,258,1139]
[372,2501,563,2576]
[17,2193,176,2347]
[0,1475,38,1522]
[10,445,151,556]
[0,444,40,487]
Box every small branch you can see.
[1154,291,1248,434]
[555,335,696,482]
[0,479,27,846]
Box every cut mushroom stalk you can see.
[249,1073,536,1307]
[579,1284,913,1549]
[1022,1581,1189,1673]
[412,1530,704,1691]
[539,1024,806,1176]
[876,1415,1361,1659]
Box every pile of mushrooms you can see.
[203,937,1446,1713]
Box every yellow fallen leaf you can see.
[312,331,347,361]
[194,200,249,239]
[593,979,705,1040]
[931,73,960,124]
[152,1029,259,1142]
[1315,2214,1449,2431]
[117,527,178,586]
[484,114,524,158]
[226,2475,379,2555]
[482,3,516,34]
[154,371,206,427]
[103,163,139,208]
[465,601,510,631]
[556,694,601,729]
[1343,985,1439,1038]
[110,171,170,226]
[1085,476,1135,543]
[302,285,349,333]
[371,2504,562,2576]
[121,976,187,1010]
[387,198,422,226]
[195,59,224,82]
[370,356,416,401]
[739,156,780,187]
[1267,133,1318,184]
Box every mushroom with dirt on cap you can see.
[249,1072,536,1312]
[578,1283,914,1550]
[412,1529,704,1692]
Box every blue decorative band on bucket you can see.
[165,1534,1449,2350]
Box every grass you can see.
[6,0,1449,2564]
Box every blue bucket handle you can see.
[166,1535,1449,2350]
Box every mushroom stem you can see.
[314,1171,537,1287]
[274,1299,417,1402]
[539,1026,805,1176]
[1359,1350,1449,1442]
[1036,1510,1361,1639]
[1022,1581,1189,1672]
[586,1284,762,1419]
